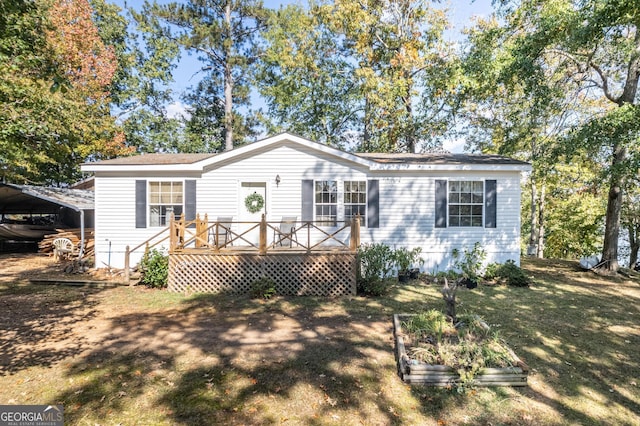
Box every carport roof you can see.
[0,183,94,214]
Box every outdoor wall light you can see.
[275,174,281,187]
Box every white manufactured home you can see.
[81,133,530,276]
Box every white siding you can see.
[360,171,522,273]
[94,176,189,268]
[92,142,524,271]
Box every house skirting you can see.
[167,250,357,296]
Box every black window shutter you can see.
[435,180,447,228]
[135,180,147,228]
[367,180,379,228]
[485,179,497,228]
[185,180,197,221]
[301,179,313,222]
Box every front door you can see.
[239,182,267,245]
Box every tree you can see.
[478,0,640,272]
[90,0,186,154]
[622,183,640,269]
[329,0,455,152]
[459,11,621,261]
[257,4,361,147]
[138,0,267,151]
[0,0,131,184]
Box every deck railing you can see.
[169,213,361,254]
[122,213,361,284]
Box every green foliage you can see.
[393,246,423,272]
[356,243,396,295]
[484,261,531,287]
[452,242,486,282]
[139,249,169,288]
[402,309,455,341]
[406,310,517,392]
[357,243,395,283]
[257,4,361,148]
[259,0,455,152]
[0,0,131,184]
[250,277,276,300]
[359,278,394,297]
[137,0,267,151]
[483,0,640,270]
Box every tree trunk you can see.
[628,223,639,269]
[403,72,415,153]
[599,143,627,273]
[363,96,371,151]
[527,179,538,256]
[223,1,234,152]
[536,183,545,258]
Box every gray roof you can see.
[86,153,217,166]
[87,151,528,167]
[0,183,94,214]
[355,152,530,165]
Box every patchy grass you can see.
[0,257,638,425]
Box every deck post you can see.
[178,213,185,248]
[195,213,203,248]
[169,213,177,252]
[259,214,267,254]
[203,213,209,247]
[124,245,131,284]
[350,215,361,252]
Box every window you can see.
[448,181,483,227]
[344,181,367,226]
[149,181,183,226]
[315,180,337,225]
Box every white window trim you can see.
[148,179,185,228]
[313,179,368,226]
[447,179,485,228]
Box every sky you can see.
[114,0,495,152]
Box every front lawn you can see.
[0,257,638,425]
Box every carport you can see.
[0,183,94,257]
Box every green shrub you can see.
[250,277,276,299]
[357,243,394,281]
[393,246,423,272]
[357,243,395,295]
[359,277,394,296]
[140,248,169,288]
[452,242,486,281]
[484,260,530,287]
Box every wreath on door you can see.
[244,192,264,214]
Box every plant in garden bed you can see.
[400,309,521,392]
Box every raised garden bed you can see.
[393,314,529,387]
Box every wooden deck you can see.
[151,214,360,295]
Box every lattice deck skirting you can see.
[168,251,357,296]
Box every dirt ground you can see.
[0,252,390,372]
[0,253,402,425]
[0,252,119,284]
[2,253,638,425]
